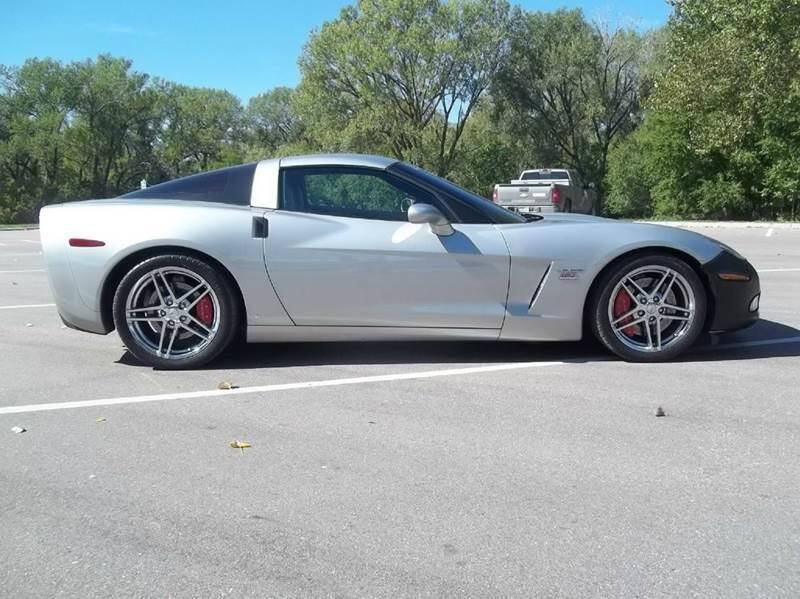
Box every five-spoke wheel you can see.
[113,255,239,369]
[591,254,707,361]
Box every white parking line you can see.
[758,268,800,273]
[3,335,800,416]
[19,239,40,244]
[0,360,572,415]
[0,269,45,274]
[0,303,55,310]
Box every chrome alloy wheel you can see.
[607,265,696,353]
[124,267,220,360]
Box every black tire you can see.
[112,254,240,369]
[590,253,707,362]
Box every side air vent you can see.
[528,262,553,310]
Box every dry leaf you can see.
[218,381,236,390]
[95,417,106,423]
[11,426,26,434]
[230,440,251,453]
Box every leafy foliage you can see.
[492,10,650,210]
[607,0,800,219]
[2,0,800,223]
[245,87,305,154]
[296,0,512,176]
[0,56,251,222]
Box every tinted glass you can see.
[281,167,439,222]
[122,163,257,206]
[389,163,525,224]
[521,170,569,181]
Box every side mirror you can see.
[407,203,454,237]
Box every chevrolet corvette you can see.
[39,154,760,368]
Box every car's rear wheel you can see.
[112,255,240,369]
[590,254,707,362]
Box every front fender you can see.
[496,220,724,341]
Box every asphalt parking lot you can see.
[1,226,799,598]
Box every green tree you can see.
[0,58,77,220]
[159,84,244,178]
[296,0,511,176]
[626,0,800,220]
[66,55,161,198]
[446,99,538,198]
[246,86,305,155]
[493,9,649,210]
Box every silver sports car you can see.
[40,154,760,369]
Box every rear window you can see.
[520,170,569,181]
[122,163,257,206]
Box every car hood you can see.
[536,213,614,225]
[499,214,728,267]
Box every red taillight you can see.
[68,238,105,247]
[550,185,561,205]
[492,187,498,203]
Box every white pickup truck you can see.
[492,169,596,214]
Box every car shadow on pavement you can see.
[115,319,800,370]
[685,319,800,362]
[116,337,609,370]
[203,337,607,370]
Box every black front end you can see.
[702,250,761,333]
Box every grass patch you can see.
[0,224,39,231]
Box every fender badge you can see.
[559,268,584,280]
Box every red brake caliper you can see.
[194,296,214,326]
[613,290,638,337]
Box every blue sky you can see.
[1,1,671,103]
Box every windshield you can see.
[390,162,526,224]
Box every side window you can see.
[444,196,492,224]
[122,163,256,205]
[281,167,439,222]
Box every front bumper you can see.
[702,249,761,333]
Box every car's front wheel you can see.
[590,254,707,362]
[112,254,240,369]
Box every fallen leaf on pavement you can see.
[95,417,106,423]
[230,440,251,453]
[218,381,237,390]
[11,426,26,434]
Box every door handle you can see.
[252,215,269,238]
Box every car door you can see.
[263,166,510,329]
